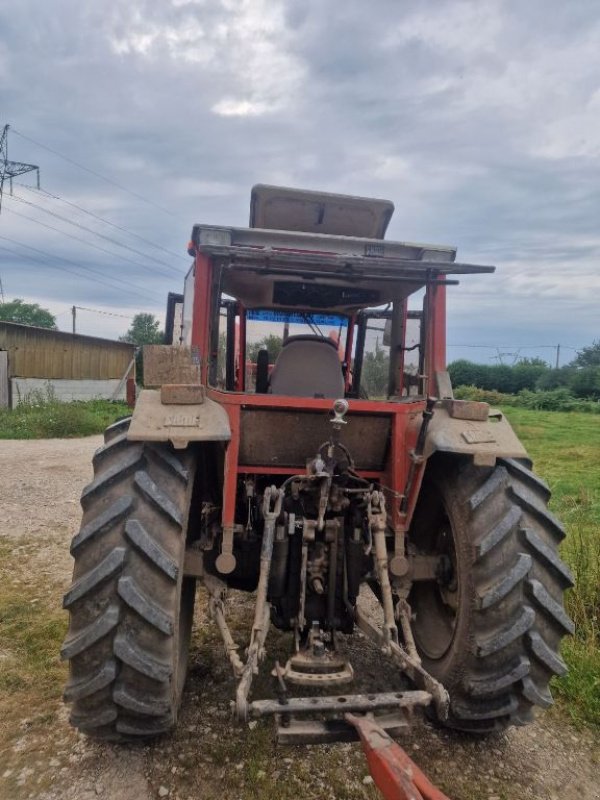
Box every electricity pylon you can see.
[0,124,40,213]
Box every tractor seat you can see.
[269,335,345,398]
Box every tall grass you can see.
[0,386,129,439]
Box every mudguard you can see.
[127,388,231,449]
[423,403,527,467]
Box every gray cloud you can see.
[0,0,599,358]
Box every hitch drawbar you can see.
[249,689,432,745]
[346,714,453,800]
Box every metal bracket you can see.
[234,486,283,720]
[368,491,399,649]
[216,524,236,574]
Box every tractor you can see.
[61,185,573,744]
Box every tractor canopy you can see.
[178,185,496,401]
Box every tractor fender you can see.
[127,388,231,450]
[423,404,527,467]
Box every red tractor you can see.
[62,185,572,744]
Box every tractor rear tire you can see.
[61,418,197,740]
[408,456,573,733]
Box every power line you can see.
[0,239,154,302]
[7,193,182,276]
[4,205,179,281]
[11,128,178,219]
[70,305,136,334]
[16,183,188,262]
[0,235,160,303]
[74,305,134,320]
[54,307,77,319]
[447,343,582,350]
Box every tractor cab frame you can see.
[176,194,507,564]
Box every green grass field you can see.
[503,407,600,727]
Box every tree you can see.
[119,312,164,387]
[120,313,163,345]
[361,339,390,398]
[247,334,284,362]
[448,358,550,394]
[511,358,549,392]
[570,367,600,399]
[572,340,600,368]
[0,298,57,329]
[536,365,575,391]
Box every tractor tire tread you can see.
[70,496,133,554]
[62,419,196,741]
[411,455,572,733]
[63,548,126,608]
[124,519,179,581]
[103,417,132,444]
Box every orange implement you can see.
[345,714,452,800]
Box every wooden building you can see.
[0,321,135,408]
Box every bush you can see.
[516,388,600,413]
[453,385,516,405]
[454,385,600,413]
[450,357,600,402]
[570,367,600,399]
[536,366,576,391]
[448,359,549,394]
[516,388,580,411]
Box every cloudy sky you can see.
[1,0,599,364]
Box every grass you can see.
[0,540,66,700]
[0,538,70,797]
[0,390,129,439]
[503,407,600,727]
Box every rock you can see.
[257,770,266,779]
[95,782,104,795]
[362,776,374,785]
[158,786,169,798]
[248,721,258,730]
[49,759,60,768]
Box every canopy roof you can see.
[190,225,494,312]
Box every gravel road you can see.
[0,437,598,800]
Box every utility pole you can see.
[0,273,4,304]
[555,344,560,370]
[0,125,41,214]
[72,305,76,334]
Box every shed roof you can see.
[0,320,134,349]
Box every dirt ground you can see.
[0,437,598,800]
